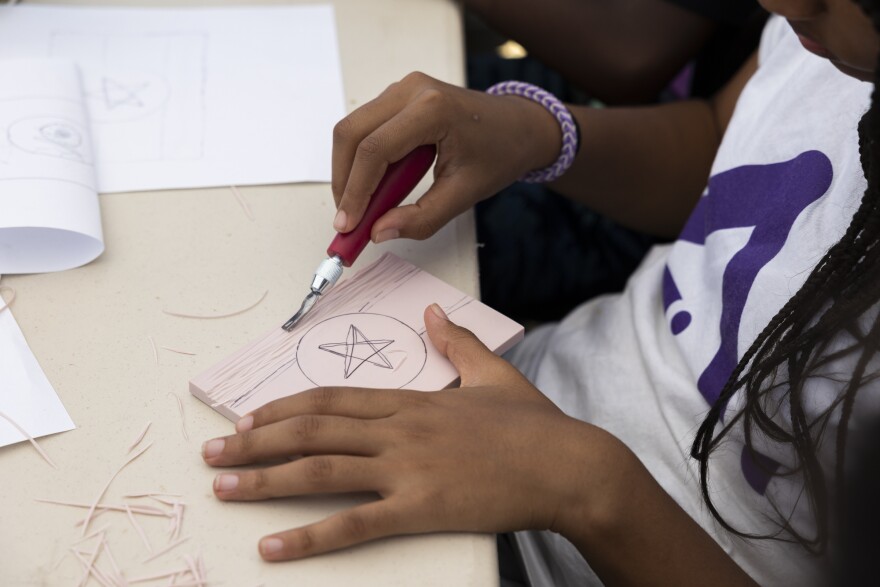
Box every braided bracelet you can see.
[486,81,579,183]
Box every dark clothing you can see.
[466,56,656,324]
[665,0,769,97]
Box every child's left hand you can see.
[201,305,610,561]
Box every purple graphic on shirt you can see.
[664,150,833,493]
[663,266,692,334]
[741,446,783,494]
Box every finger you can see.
[331,83,409,208]
[423,305,512,387]
[336,91,447,233]
[237,386,405,433]
[258,500,413,561]
[213,455,381,502]
[204,415,381,467]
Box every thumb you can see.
[424,304,510,387]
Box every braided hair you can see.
[691,0,880,553]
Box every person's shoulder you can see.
[663,0,762,25]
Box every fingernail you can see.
[236,415,254,433]
[374,228,399,243]
[333,209,347,232]
[214,473,239,492]
[202,438,225,459]
[261,537,284,556]
[430,303,448,320]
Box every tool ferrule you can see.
[310,255,344,294]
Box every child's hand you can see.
[201,305,603,561]
[330,72,561,242]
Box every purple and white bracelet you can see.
[486,80,579,183]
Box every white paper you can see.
[0,59,103,274]
[0,307,75,448]
[0,4,347,193]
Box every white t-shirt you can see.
[511,17,874,586]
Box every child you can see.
[201,0,880,584]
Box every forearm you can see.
[463,0,714,103]
[549,100,720,237]
[543,51,757,237]
[559,425,760,587]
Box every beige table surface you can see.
[0,1,497,585]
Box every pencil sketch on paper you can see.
[298,313,427,388]
[7,116,92,164]
[49,31,208,163]
[89,73,171,122]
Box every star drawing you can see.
[318,324,395,379]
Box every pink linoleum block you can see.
[190,253,524,421]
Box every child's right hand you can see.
[330,72,562,242]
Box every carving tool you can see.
[282,144,437,331]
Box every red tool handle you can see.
[328,144,437,267]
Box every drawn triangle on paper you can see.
[102,77,148,109]
[318,324,394,378]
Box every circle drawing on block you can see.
[8,117,92,163]
[82,69,171,123]
[297,313,427,389]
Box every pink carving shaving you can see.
[75,531,105,587]
[127,421,152,453]
[125,503,153,554]
[81,442,153,536]
[0,284,16,313]
[230,185,255,221]
[72,524,112,545]
[148,496,187,507]
[148,336,159,394]
[173,502,184,540]
[142,536,190,564]
[162,289,268,320]
[102,538,124,585]
[0,409,58,468]
[72,550,114,587]
[38,498,168,518]
[167,393,190,440]
[161,346,197,356]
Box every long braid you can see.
[691,0,880,553]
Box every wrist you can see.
[487,81,577,183]
[493,94,563,182]
[518,97,564,173]
[548,422,638,547]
